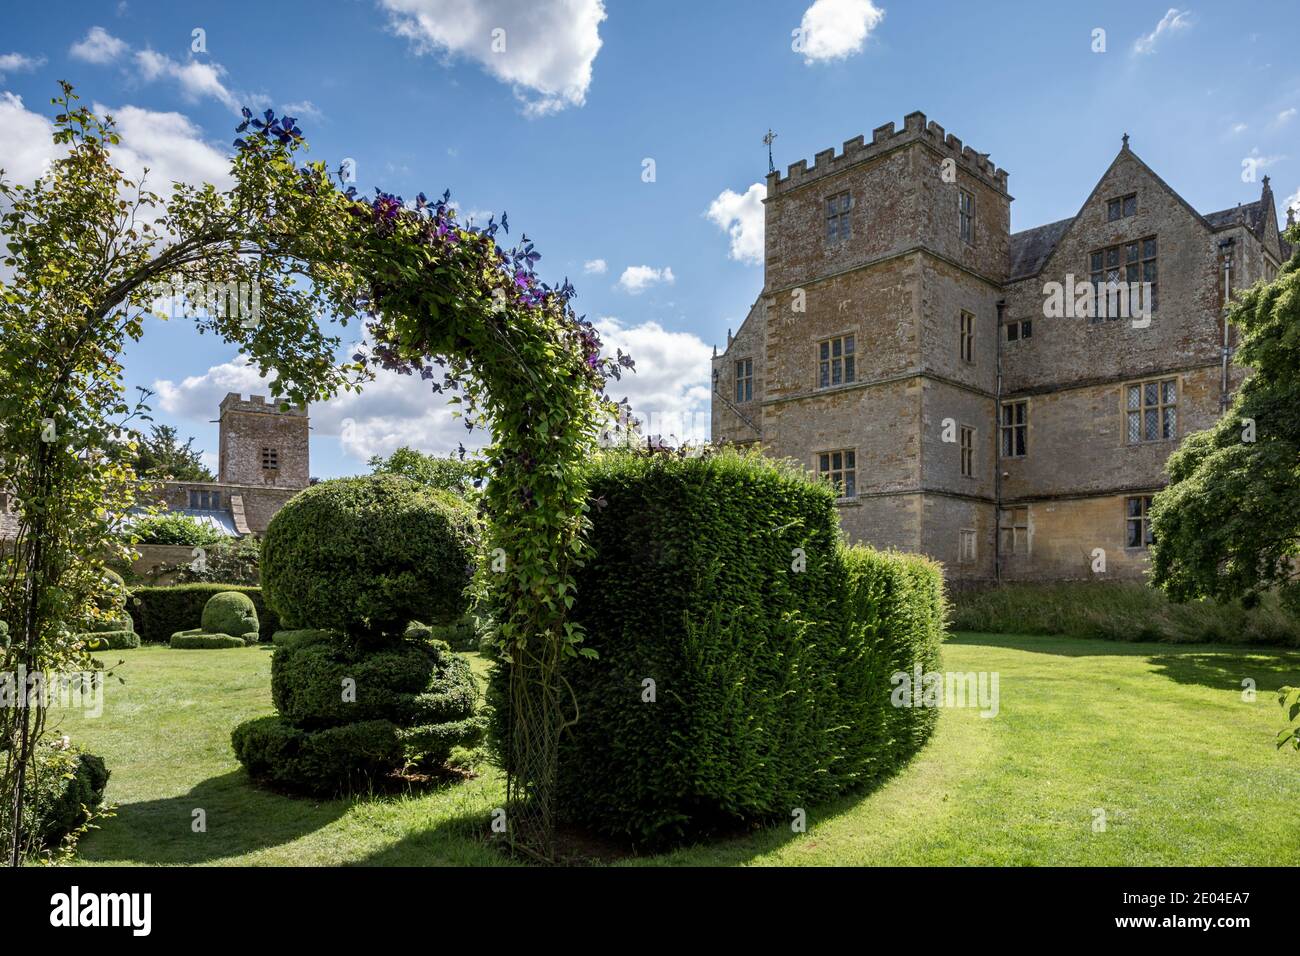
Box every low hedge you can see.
[950,581,1300,646]
[84,629,140,651]
[130,584,279,644]
[170,632,247,649]
[489,450,947,846]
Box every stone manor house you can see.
[711,111,1292,584]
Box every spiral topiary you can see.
[261,474,477,639]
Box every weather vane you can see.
[763,128,778,174]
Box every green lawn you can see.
[52,633,1300,866]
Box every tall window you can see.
[262,446,279,471]
[826,191,852,243]
[998,507,1030,555]
[818,335,856,388]
[959,425,975,478]
[958,529,977,564]
[1126,378,1177,443]
[960,311,975,364]
[734,358,753,402]
[1107,193,1137,221]
[958,189,974,244]
[1000,401,1027,458]
[1126,496,1154,548]
[1090,236,1157,321]
[817,449,856,498]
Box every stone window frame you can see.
[999,400,1028,458]
[261,446,279,471]
[1106,192,1138,222]
[958,188,975,245]
[1005,318,1032,342]
[1125,495,1155,549]
[998,506,1031,555]
[816,447,857,499]
[1089,235,1158,322]
[1123,376,1178,445]
[958,528,977,565]
[734,357,753,403]
[959,310,976,365]
[816,333,856,390]
[188,489,221,510]
[959,424,976,478]
[825,190,852,244]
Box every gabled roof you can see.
[1203,198,1272,239]
[1009,217,1073,281]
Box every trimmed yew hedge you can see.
[129,584,279,644]
[489,450,946,846]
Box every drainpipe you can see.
[1218,238,1235,412]
[994,298,1006,585]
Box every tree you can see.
[367,446,474,496]
[1150,229,1300,611]
[130,423,215,482]
[0,86,359,864]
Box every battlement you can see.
[766,111,1009,197]
[218,392,308,418]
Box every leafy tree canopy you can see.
[1151,229,1300,610]
[367,446,474,496]
[130,423,215,483]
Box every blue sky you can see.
[1,0,1296,477]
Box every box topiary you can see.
[232,475,486,795]
[488,449,947,846]
[130,584,278,644]
[260,474,477,640]
[170,590,260,648]
[74,571,138,650]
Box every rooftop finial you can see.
[763,129,778,175]
[1288,206,1296,228]
[1121,132,1130,150]
[1262,174,1271,190]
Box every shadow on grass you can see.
[77,770,350,864]
[1148,651,1300,695]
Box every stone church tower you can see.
[218,393,310,489]
[712,111,1290,585]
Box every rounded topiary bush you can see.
[201,591,259,640]
[261,474,476,638]
[170,590,260,647]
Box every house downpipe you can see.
[1218,237,1234,412]
[994,298,1006,585]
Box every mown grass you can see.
[51,635,1300,866]
[951,581,1300,647]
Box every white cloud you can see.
[70,26,128,64]
[93,102,232,195]
[153,351,485,464]
[1228,121,1247,136]
[0,92,58,186]
[1133,8,1192,55]
[156,313,715,462]
[0,52,46,77]
[617,264,675,294]
[380,0,606,116]
[705,182,765,265]
[594,317,711,443]
[135,50,243,114]
[796,0,885,63]
[282,100,323,120]
[1245,147,1284,172]
[583,258,607,274]
[1274,108,1296,127]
